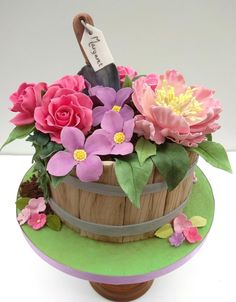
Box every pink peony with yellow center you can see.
[132,70,221,147]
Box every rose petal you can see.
[76,155,103,182]
[47,151,76,176]
[61,127,85,152]
[116,87,133,106]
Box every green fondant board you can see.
[19,167,214,282]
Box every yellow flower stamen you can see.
[112,105,121,112]
[73,149,87,161]
[114,132,126,144]
[155,80,203,122]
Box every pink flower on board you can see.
[47,127,112,182]
[34,86,93,143]
[94,111,134,155]
[117,66,138,82]
[89,86,134,126]
[17,207,31,225]
[173,213,193,233]
[169,232,185,247]
[51,75,86,91]
[27,197,46,214]
[10,82,47,126]
[183,227,202,243]
[28,213,47,230]
[132,70,221,147]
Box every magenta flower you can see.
[94,111,134,155]
[183,227,202,243]
[47,127,112,182]
[169,232,185,247]
[89,86,134,126]
[28,213,47,230]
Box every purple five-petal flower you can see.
[94,111,134,155]
[169,232,185,247]
[47,127,112,182]
[89,86,134,126]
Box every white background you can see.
[0,154,235,302]
[0,1,236,301]
[0,0,236,153]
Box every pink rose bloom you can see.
[117,66,138,82]
[27,197,46,214]
[34,86,93,143]
[10,82,47,126]
[28,213,47,230]
[51,75,85,91]
[132,70,222,147]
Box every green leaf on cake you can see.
[206,134,212,141]
[39,142,63,159]
[0,124,35,150]
[190,216,207,227]
[122,75,133,88]
[16,197,30,210]
[135,137,156,165]
[152,142,190,191]
[191,141,232,173]
[50,175,67,188]
[154,223,173,239]
[46,214,62,231]
[27,131,50,146]
[115,154,153,208]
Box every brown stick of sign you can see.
[90,280,154,302]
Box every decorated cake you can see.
[1,12,232,301]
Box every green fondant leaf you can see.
[0,124,35,150]
[190,216,207,227]
[50,175,67,188]
[154,224,173,238]
[152,143,190,191]
[27,131,50,146]
[39,142,63,159]
[191,141,232,173]
[122,75,133,88]
[206,134,212,141]
[115,154,153,208]
[135,137,156,165]
[16,197,30,210]
[46,214,62,231]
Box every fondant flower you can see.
[89,86,134,126]
[27,197,46,214]
[169,232,185,247]
[51,75,85,91]
[47,127,112,182]
[28,213,47,230]
[132,70,221,147]
[94,111,134,155]
[173,213,192,233]
[10,82,47,126]
[17,207,31,225]
[183,227,202,243]
[117,66,138,82]
[34,86,93,143]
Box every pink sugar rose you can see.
[34,86,93,143]
[28,213,47,230]
[51,75,85,91]
[132,70,222,147]
[117,66,138,82]
[10,82,47,126]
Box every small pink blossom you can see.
[183,227,202,243]
[28,213,47,230]
[10,82,47,126]
[117,66,137,82]
[169,232,185,247]
[17,208,31,225]
[173,213,193,233]
[27,197,46,214]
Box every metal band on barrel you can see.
[62,160,197,197]
[48,194,190,237]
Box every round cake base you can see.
[18,166,215,301]
[90,280,154,301]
